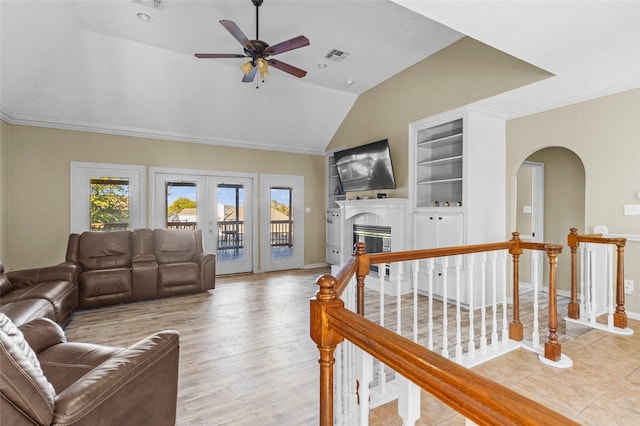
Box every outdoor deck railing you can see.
[310,232,576,425]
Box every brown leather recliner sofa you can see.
[0,315,179,425]
[0,261,78,327]
[65,228,216,308]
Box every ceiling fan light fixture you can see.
[257,58,270,80]
[240,60,254,75]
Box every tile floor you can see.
[370,318,640,425]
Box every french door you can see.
[208,176,254,275]
[150,169,255,275]
[260,174,304,271]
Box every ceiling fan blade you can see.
[267,59,307,78]
[195,53,248,59]
[220,20,256,52]
[242,66,257,83]
[266,35,310,56]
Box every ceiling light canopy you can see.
[137,12,151,22]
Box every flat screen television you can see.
[334,139,396,192]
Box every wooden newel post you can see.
[544,245,563,362]
[310,274,345,426]
[567,228,580,319]
[613,240,627,329]
[509,232,523,341]
[354,242,370,316]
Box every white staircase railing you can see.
[565,227,632,335]
[326,234,572,425]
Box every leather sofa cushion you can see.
[154,229,197,264]
[0,281,77,324]
[79,269,132,307]
[158,263,200,288]
[0,299,56,326]
[0,313,56,425]
[78,231,132,270]
[158,262,200,296]
[39,342,122,393]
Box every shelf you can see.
[418,177,462,185]
[418,155,462,167]
[417,132,462,148]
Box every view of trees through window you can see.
[89,177,129,231]
[166,181,197,228]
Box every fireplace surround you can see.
[332,198,410,294]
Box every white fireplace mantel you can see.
[333,198,410,294]
[335,198,409,261]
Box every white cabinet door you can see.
[414,212,463,249]
[326,209,342,264]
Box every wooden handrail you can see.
[328,307,577,426]
[312,233,571,424]
[567,227,627,328]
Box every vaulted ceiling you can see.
[2,1,639,155]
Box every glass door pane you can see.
[216,184,244,262]
[165,181,197,229]
[270,187,293,259]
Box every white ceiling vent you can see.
[326,49,349,62]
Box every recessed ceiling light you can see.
[317,62,328,69]
[137,12,151,22]
[345,79,355,86]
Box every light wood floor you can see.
[63,267,640,425]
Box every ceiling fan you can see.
[194,0,310,84]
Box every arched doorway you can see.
[516,147,585,293]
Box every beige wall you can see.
[0,120,7,265]
[2,124,326,270]
[507,88,640,313]
[327,37,552,199]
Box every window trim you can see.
[70,162,146,233]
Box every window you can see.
[165,181,197,229]
[89,177,130,231]
[71,162,146,233]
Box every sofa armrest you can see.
[195,253,216,291]
[19,318,67,353]
[6,263,78,289]
[53,330,179,426]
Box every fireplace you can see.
[353,224,391,275]
[333,198,410,294]
[353,224,391,254]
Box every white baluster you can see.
[455,255,463,362]
[398,376,420,426]
[531,251,540,349]
[490,251,498,349]
[412,260,419,343]
[480,252,487,354]
[376,265,385,395]
[589,245,597,325]
[427,258,435,351]
[355,348,373,426]
[441,256,449,359]
[501,250,509,346]
[579,244,586,318]
[396,263,403,336]
[606,245,614,329]
[467,253,476,359]
[335,342,344,425]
